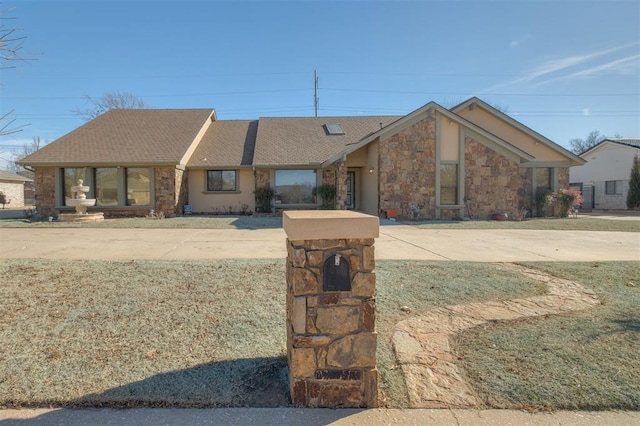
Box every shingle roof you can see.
[187,120,257,168]
[19,109,214,166]
[0,170,32,182]
[606,138,640,149]
[253,116,400,166]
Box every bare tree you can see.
[8,136,42,177]
[1,2,33,136]
[73,91,147,121]
[568,130,607,155]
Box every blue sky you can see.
[1,0,638,166]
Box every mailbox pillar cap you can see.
[284,210,379,241]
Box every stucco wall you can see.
[457,106,567,161]
[0,181,26,207]
[188,168,255,213]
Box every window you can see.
[126,168,151,205]
[605,180,623,195]
[440,163,458,205]
[275,170,316,204]
[207,170,236,191]
[95,168,119,206]
[63,168,86,206]
[535,168,552,190]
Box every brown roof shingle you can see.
[19,109,214,166]
[253,116,401,166]
[187,120,257,168]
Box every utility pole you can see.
[314,69,319,117]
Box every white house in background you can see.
[0,170,32,208]
[570,138,640,210]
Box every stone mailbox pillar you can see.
[283,210,379,408]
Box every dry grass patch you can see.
[453,261,640,411]
[0,259,547,408]
[414,217,639,232]
[1,259,288,408]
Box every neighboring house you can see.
[18,97,584,220]
[0,170,32,208]
[570,138,640,210]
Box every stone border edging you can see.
[391,263,600,408]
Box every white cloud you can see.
[480,42,639,93]
[582,108,590,116]
[510,40,519,48]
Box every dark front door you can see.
[346,171,355,209]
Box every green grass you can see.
[0,259,546,408]
[453,261,640,411]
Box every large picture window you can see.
[63,168,86,206]
[275,170,316,204]
[95,168,119,206]
[207,170,237,191]
[126,168,152,205]
[439,164,458,205]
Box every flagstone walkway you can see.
[391,263,601,408]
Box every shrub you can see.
[315,183,336,209]
[254,187,275,213]
[534,188,551,217]
[547,188,583,218]
[0,191,6,208]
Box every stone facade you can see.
[34,167,56,217]
[464,137,522,220]
[378,116,437,219]
[255,168,270,189]
[154,167,180,217]
[286,238,377,408]
[334,161,347,210]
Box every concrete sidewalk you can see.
[1,407,638,425]
[0,226,638,261]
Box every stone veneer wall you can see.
[464,137,522,220]
[557,167,569,189]
[34,167,56,217]
[286,238,377,408]
[378,116,436,219]
[334,161,347,210]
[322,168,336,186]
[255,168,270,189]
[154,166,180,217]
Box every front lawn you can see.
[1,259,546,408]
[453,261,640,411]
[2,259,637,409]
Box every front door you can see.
[346,171,355,209]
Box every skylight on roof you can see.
[325,123,345,135]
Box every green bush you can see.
[254,187,275,213]
[534,188,551,217]
[315,183,336,209]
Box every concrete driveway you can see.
[0,225,637,262]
